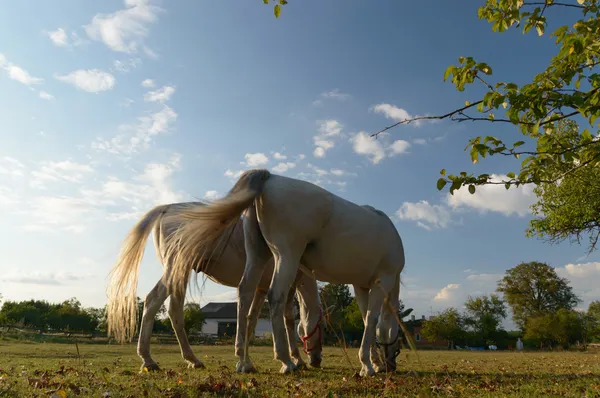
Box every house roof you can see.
[200,302,237,319]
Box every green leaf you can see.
[505,183,511,190]
[468,184,476,194]
[440,168,446,176]
[263,0,269,3]
[514,141,525,148]
[507,172,516,179]
[437,178,448,191]
[274,4,281,17]
[443,66,454,82]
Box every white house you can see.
[201,302,275,337]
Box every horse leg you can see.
[284,283,307,369]
[137,279,168,372]
[377,273,401,373]
[236,203,271,373]
[354,285,384,373]
[267,249,304,374]
[168,291,204,369]
[297,274,323,368]
[246,288,267,346]
[359,278,392,377]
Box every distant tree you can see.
[586,301,600,343]
[464,294,507,345]
[497,261,581,329]
[319,283,353,340]
[47,298,99,333]
[525,308,586,349]
[183,303,205,335]
[0,299,53,329]
[421,308,466,349]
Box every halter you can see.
[376,329,401,362]
[300,310,322,354]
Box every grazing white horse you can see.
[165,170,406,377]
[106,201,324,372]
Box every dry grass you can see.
[0,342,599,397]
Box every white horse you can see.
[106,201,324,372]
[165,170,406,377]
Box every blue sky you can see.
[0,0,598,328]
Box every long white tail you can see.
[106,204,171,343]
[164,169,271,300]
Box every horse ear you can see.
[399,308,413,318]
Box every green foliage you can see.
[435,1,600,194]
[183,303,205,335]
[524,308,588,349]
[524,120,600,253]
[263,0,288,18]
[421,307,466,347]
[377,1,600,252]
[497,261,581,329]
[463,294,507,345]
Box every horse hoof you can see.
[236,361,257,374]
[359,365,375,377]
[187,360,205,369]
[295,362,308,371]
[279,362,298,374]
[142,363,160,372]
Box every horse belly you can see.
[300,236,383,286]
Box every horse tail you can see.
[106,204,171,344]
[164,169,271,299]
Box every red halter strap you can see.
[300,310,322,354]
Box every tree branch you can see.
[522,2,585,9]
[370,100,483,137]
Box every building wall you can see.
[203,318,301,339]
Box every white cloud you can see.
[92,105,177,155]
[47,28,68,47]
[272,162,296,173]
[39,91,54,100]
[330,169,345,176]
[372,103,432,127]
[204,190,219,200]
[0,157,25,177]
[273,152,287,160]
[306,163,329,176]
[0,186,19,207]
[466,273,503,283]
[434,284,461,301]
[224,169,244,179]
[45,28,86,48]
[113,58,141,73]
[313,120,343,158]
[84,0,161,54]
[144,85,175,103]
[56,69,116,93]
[395,200,451,230]
[561,262,600,278]
[389,139,411,155]
[446,174,536,217]
[313,88,351,106]
[413,138,427,145]
[23,196,95,233]
[350,132,386,164]
[243,153,269,167]
[1,270,94,285]
[0,54,44,86]
[30,160,94,189]
[141,78,155,88]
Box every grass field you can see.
[1,342,599,397]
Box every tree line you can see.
[421,261,600,350]
[1,261,599,350]
[0,296,205,337]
